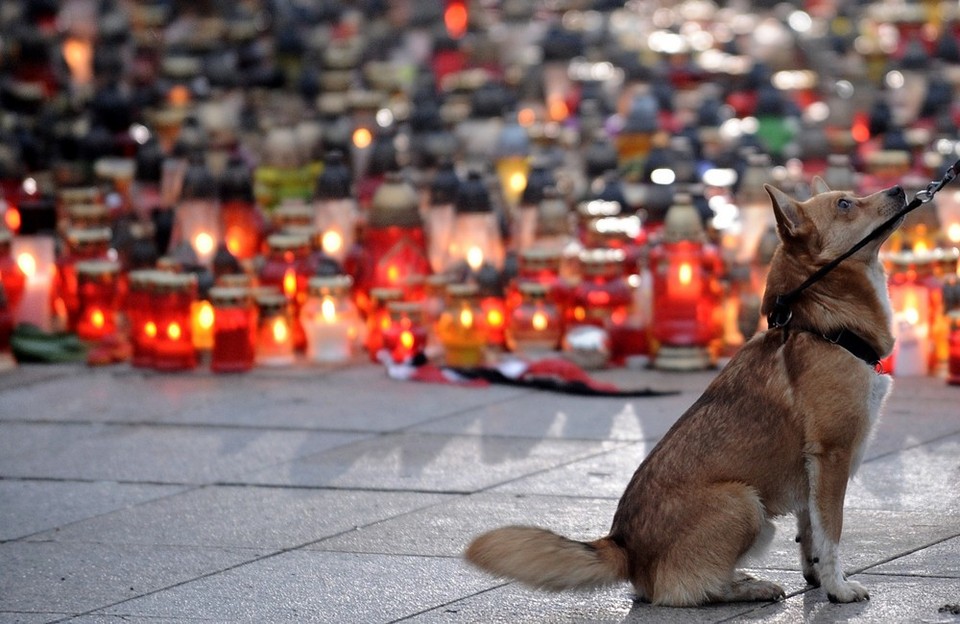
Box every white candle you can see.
[11,235,55,332]
[303,298,353,363]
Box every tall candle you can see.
[11,235,55,331]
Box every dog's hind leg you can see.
[648,483,784,606]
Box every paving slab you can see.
[317,492,619,557]
[732,574,960,623]
[240,432,626,492]
[0,540,258,615]
[847,432,960,512]
[27,486,453,551]
[866,535,960,578]
[409,392,694,442]
[0,480,184,541]
[0,421,366,485]
[95,550,499,624]
[407,568,804,624]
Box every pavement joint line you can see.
[386,580,513,623]
[861,428,960,465]
[850,532,960,576]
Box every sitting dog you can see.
[465,180,905,605]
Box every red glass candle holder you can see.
[151,273,198,371]
[364,287,404,361]
[0,229,26,313]
[55,227,112,331]
[259,233,312,351]
[568,249,631,329]
[649,239,722,348]
[127,270,159,368]
[209,287,256,373]
[382,301,428,363]
[75,260,120,341]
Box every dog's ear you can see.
[765,184,802,238]
[811,176,831,195]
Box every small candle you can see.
[210,287,256,373]
[190,299,215,351]
[75,260,120,341]
[436,283,487,367]
[505,282,562,357]
[255,293,296,367]
[301,275,360,364]
[127,270,159,368]
[381,301,428,363]
[151,273,198,371]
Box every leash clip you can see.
[767,296,793,329]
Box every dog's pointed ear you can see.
[765,184,801,237]
[811,176,831,195]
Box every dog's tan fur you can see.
[465,180,906,606]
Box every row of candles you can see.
[2,176,959,382]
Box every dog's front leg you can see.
[796,508,819,587]
[807,452,869,603]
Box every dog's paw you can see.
[826,580,869,603]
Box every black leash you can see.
[767,158,960,330]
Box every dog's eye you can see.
[837,198,852,211]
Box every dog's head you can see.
[764,179,906,262]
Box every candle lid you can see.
[369,287,404,304]
[517,281,550,298]
[307,275,353,297]
[152,272,198,293]
[446,283,479,299]
[59,187,100,205]
[266,232,311,252]
[209,286,251,307]
[255,292,288,314]
[67,203,110,222]
[386,300,425,320]
[66,227,112,246]
[76,259,120,279]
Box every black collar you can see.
[782,326,883,370]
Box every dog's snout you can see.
[885,185,905,199]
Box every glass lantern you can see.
[151,273,198,371]
[172,153,221,267]
[75,259,121,341]
[313,150,357,263]
[506,282,563,357]
[382,300,428,363]
[447,171,505,273]
[436,283,487,367]
[301,275,362,364]
[209,286,256,373]
[255,292,296,367]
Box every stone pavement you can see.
[0,359,958,624]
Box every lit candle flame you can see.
[486,307,504,328]
[145,321,157,339]
[459,307,474,328]
[913,240,929,254]
[321,297,337,322]
[352,127,372,149]
[283,267,298,299]
[4,206,21,232]
[167,322,182,340]
[197,301,215,330]
[400,329,415,350]
[508,171,527,194]
[194,232,215,259]
[91,308,105,329]
[948,223,960,244]
[322,230,344,254]
[466,246,484,271]
[16,252,37,278]
[272,317,289,343]
[63,37,93,84]
[532,311,548,331]
[678,262,693,286]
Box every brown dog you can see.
[465,180,906,606]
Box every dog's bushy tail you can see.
[464,526,629,591]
